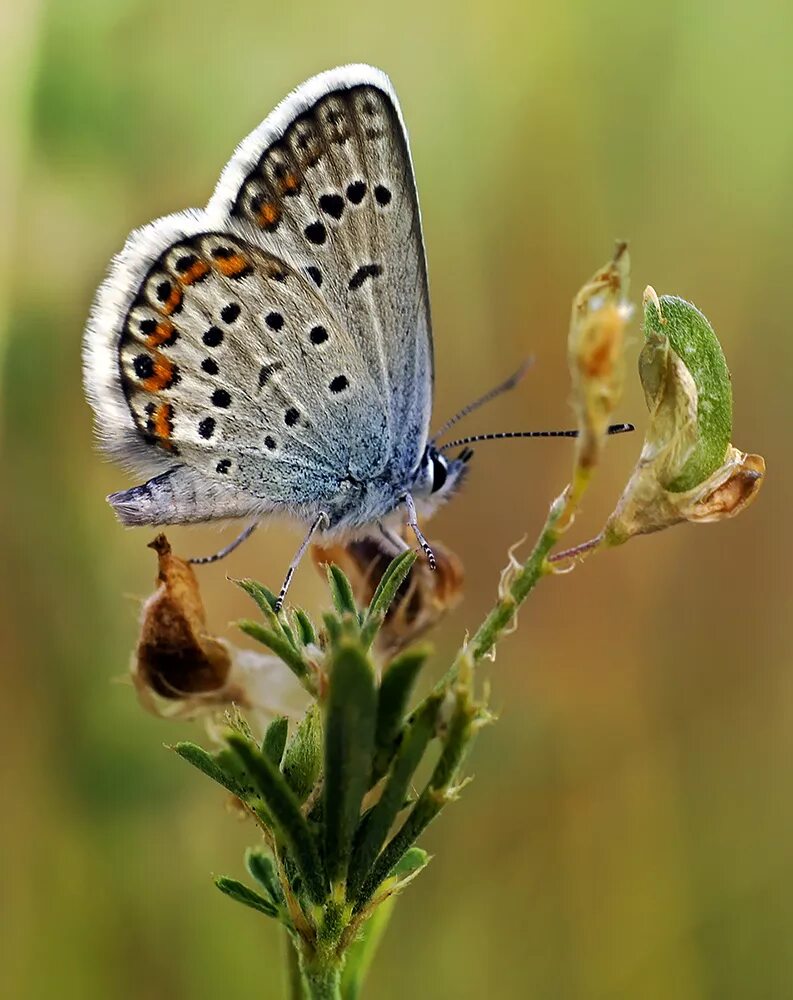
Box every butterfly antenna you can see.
[430,358,534,445]
[438,423,635,452]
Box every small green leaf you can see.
[389,847,430,880]
[236,577,279,613]
[327,564,359,618]
[340,897,396,1000]
[262,716,289,766]
[172,742,241,796]
[373,646,431,779]
[322,612,342,644]
[323,641,378,885]
[349,696,440,895]
[227,734,327,904]
[238,620,310,685]
[354,686,477,910]
[294,608,317,647]
[364,551,417,628]
[245,848,284,905]
[282,704,322,802]
[214,876,278,917]
[643,294,732,492]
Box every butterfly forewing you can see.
[220,79,433,482]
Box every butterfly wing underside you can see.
[83,65,433,527]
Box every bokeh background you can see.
[1,1,788,997]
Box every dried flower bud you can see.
[568,242,631,471]
[311,534,463,655]
[604,290,764,543]
[133,535,307,727]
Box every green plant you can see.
[144,248,763,998]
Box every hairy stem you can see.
[299,955,343,1000]
[284,930,304,1000]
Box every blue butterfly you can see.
[83,65,630,607]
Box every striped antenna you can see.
[438,423,635,452]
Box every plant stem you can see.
[547,532,604,565]
[299,955,343,1000]
[469,500,563,662]
[284,930,304,1000]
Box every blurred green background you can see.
[0,1,787,997]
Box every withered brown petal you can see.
[311,534,464,655]
[134,534,237,710]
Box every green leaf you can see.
[349,696,439,895]
[227,734,327,904]
[323,641,378,885]
[214,876,278,918]
[238,620,310,685]
[236,577,280,615]
[327,564,359,618]
[245,848,284,905]
[262,716,289,766]
[282,704,322,802]
[294,608,317,647]
[389,847,430,880]
[172,742,241,797]
[373,646,431,779]
[364,551,417,629]
[340,896,396,1000]
[322,612,342,644]
[354,687,476,910]
[643,294,732,492]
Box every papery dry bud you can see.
[311,534,463,655]
[133,535,307,727]
[568,242,631,470]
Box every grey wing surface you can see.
[84,65,432,526]
[213,64,434,485]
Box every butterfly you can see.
[83,64,631,608]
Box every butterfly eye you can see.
[430,454,448,493]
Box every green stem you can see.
[284,930,304,1000]
[299,955,343,1000]
[469,501,563,662]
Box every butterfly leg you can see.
[378,522,410,556]
[188,522,259,565]
[274,511,329,612]
[402,493,437,570]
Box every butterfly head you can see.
[409,443,474,508]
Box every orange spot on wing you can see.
[142,353,178,392]
[257,201,282,229]
[160,285,183,315]
[146,321,176,348]
[279,172,301,195]
[152,402,176,448]
[179,260,210,286]
[214,253,252,278]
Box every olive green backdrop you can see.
[0,2,786,997]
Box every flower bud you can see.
[604,290,764,543]
[568,242,631,471]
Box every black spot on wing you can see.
[349,264,383,290]
[304,221,327,245]
[319,193,344,219]
[346,181,366,204]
